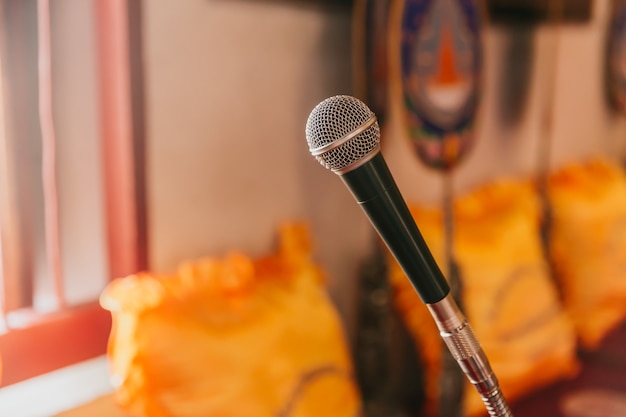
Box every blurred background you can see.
[0,0,625,416]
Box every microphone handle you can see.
[340,152,449,304]
[340,152,513,417]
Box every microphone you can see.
[305,95,513,417]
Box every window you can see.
[0,0,146,387]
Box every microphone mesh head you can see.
[305,95,380,172]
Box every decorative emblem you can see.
[401,0,482,170]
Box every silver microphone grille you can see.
[305,95,380,173]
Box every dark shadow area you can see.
[496,25,535,132]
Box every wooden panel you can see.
[0,0,142,387]
[488,0,593,23]
[0,302,111,387]
[94,0,147,281]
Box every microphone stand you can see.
[437,173,466,417]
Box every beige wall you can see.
[143,1,372,327]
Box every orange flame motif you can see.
[431,25,460,86]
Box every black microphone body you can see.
[340,152,449,304]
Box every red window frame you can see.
[0,0,147,388]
